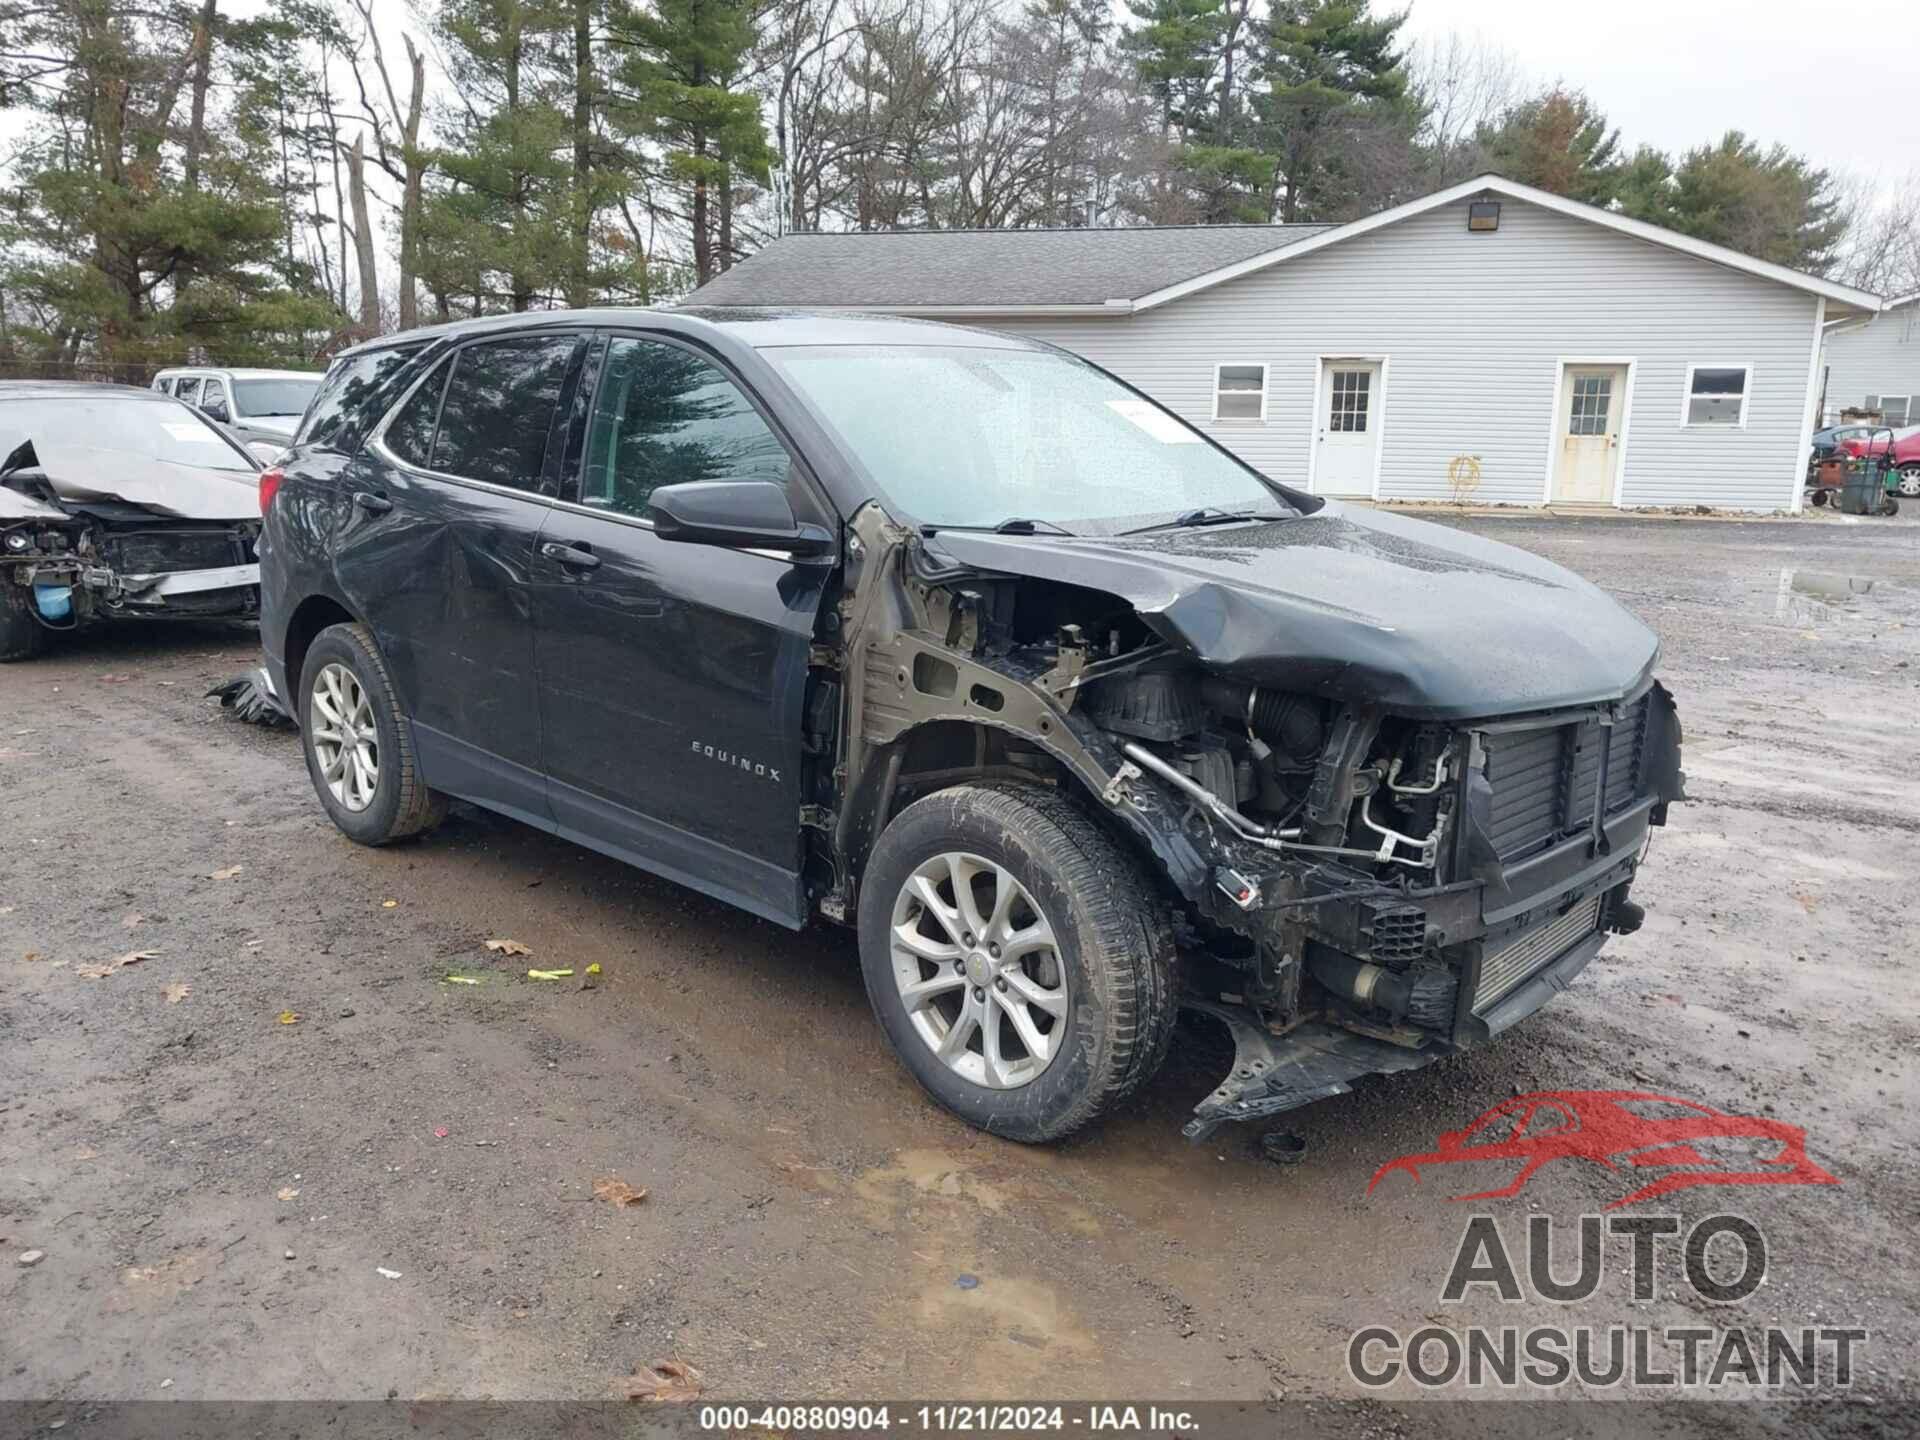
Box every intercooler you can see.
[1473,893,1603,1013]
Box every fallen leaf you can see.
[277,1010,301,1025]
[163,983,191,1005]
[77,949,159,980]
[208,865,244,881]
[22,950,41,963]
[623,1359,701,1403]
[381,899,398,909]
[526,968,573,981]
[484,939,532,957]
[276,1187,300,1202]
[593,1177,649,1209]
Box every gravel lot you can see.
[1,512,1915,1433]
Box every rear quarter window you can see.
[298,343,430,453]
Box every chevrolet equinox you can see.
[257,309,1684,1142]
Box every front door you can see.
[1552,365,1627,505]
[1315,360,1382,496]
[531,332,831,928]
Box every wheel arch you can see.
[836,715,1202,919]
[282,592,360,700]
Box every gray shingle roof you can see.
[680,224,1335,309]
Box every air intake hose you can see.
[1308,944,1457,1029]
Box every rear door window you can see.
[174,377,203,406]
[431,336,579,495]
[382,357,451,470]
[299,343,429,452]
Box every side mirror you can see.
[647,480,833,556]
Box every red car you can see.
[1837,425,1920,497]
[1367,1090,1838,1209]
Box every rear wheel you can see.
[1896,465,1920,499]
[0,580,50,662]
[297,621,447,845]
[857,783,1178,1142]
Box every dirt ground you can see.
[2,513,1915,1432]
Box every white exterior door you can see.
[1315,361,1382,496]
[1552,365,1627,505]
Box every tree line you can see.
[1,0,1913,374]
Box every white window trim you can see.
[1211,361,1268,423]
[1869,390,1915,426]
[1680,361,1754,430]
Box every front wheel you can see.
[857,784,1178,1142]
[1896,466,1920,499]
[298,621,447,845]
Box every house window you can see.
[1866,394,1914,427]
[1213,363,1266,421]
[1683,364,1751,427]
[1329,368,1370,432]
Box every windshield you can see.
[0,395,257,474]
[764,344,1298,534]
[233,377,320,417]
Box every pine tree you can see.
[606,0,771,284]
[1252,0,1412,222]
[0,0,338,369]
[1476,88,1620,206]
[1659,133,1846,273]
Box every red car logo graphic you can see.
[1367,1090,1838,1209]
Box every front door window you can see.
[1568,374,1612,436]
[1329,368,1371,433]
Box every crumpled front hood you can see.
[925,503,1660,719]
[1,437,258,521]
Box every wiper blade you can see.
[921,516,1074,536]
[1121,506,1272,535]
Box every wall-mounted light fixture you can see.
[1467,199,1501,232]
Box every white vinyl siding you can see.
[974,197,1821,511]
[1822,305,1920,425]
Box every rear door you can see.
[530,331,833,927]
[342,330,585,826]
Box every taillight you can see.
[258,466,284,515]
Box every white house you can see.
[1821,291,1920,427]
[685,175,1883,513]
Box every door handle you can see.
[352,491,393,515]
[540,540,601,572]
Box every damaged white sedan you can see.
[1,382,264,660]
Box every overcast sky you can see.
[1399,0,1919,180]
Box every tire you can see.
[0,579,50,662]
[1897,466,1920,499]
[297,621,447,845]
[857,783,1178,1142]
[1808,489,1829,507]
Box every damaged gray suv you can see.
[258,310,1683,1142]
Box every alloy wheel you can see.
[309,661,379,812]
[889,852,1068,1089]
[1898,468,1920,498]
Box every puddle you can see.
[1772,568,1902,626]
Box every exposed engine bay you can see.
[814,504,1686,1139]
[2,437,262,636]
